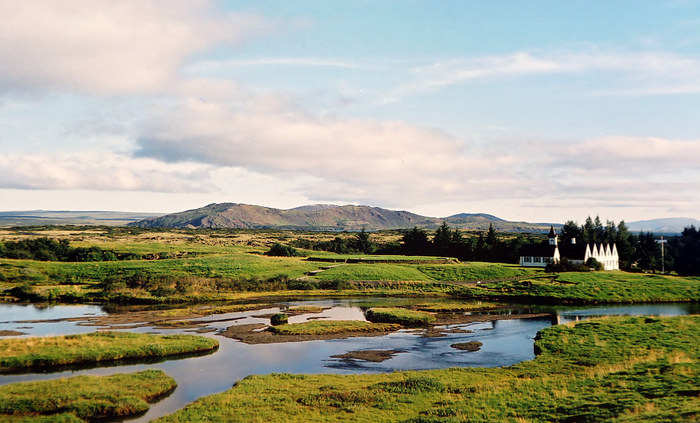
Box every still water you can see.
[0,299,697,422]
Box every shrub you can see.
[265,243,300,257]
[365,307,436,327]
[287,279,319,290]
[270,313,288,326]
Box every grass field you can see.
[268,320,401,336]
[365,307,436,326]
[0,370,176,421]
[1,227,698,305]
[154,315,700,422]
[453,271,700,304]
[0,332,218,371]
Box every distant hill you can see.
[627,217,700,234]
[0,210,161,227]
[129,203,555,232]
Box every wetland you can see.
[1,298,697,422]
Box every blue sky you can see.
[1,0,700,223]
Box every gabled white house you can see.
[519,227,619,270]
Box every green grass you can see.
[418,261,541,281]
[453,271,700,304]
[2,228,698,306]
[0,251,320,285]
[365,307,436,326]
[288,305,325,313]
[315,263,431,281]
[268,320,401,335]
[154,315,700,422]
[415,301,499,312]
[156,303,270,317]
[0,332,218,370]
[0,370,176,421]
[315,261,541,283]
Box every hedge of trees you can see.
[0,237,118,262]
[555,216,700,275]
[400,222,526,263]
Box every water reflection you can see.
[0,299,696,422]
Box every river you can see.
[0,299,697,422]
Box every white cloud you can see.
[0,152,214,192]
[134,97,481,186]
[387,50,700,101]
[0,0,271,96]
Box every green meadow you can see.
[268,320,401,336]
[0,332,218,371]
[155,315,700,422]
[1,227,698,305]
[453,271,700,304]
[0,370,176,421]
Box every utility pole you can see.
[656,236,667,274]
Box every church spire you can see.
[548,226,558,246]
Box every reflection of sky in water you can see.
[0,304,106,337]
[0,300,695,422]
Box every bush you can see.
[265,243,301,257]
[365,307,436,327]
[545,257,591,272]
[287,279,319,290]
[270,313,288,326]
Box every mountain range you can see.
[1,204,696,233]
[128,203,554,232]
[626,217,700,234]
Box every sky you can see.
[1,0,700,224]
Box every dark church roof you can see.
[558,243,587,260]
[520,243,557,257]
[547,226,556,238]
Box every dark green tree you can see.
[352,228,376,254]
[603,220,617,244]
[635,232,660,271]
[485,223,498,251]
[615,221,635,266]
[673,226,700,276]
[432,222,453,256]
[401,227,430,255]
[560,220,583,244]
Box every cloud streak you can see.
[129,93,700,214]
[0,0,271,96]
[387,50,700,101]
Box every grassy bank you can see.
[1,228,698,306]
[155,315,700,422]
[0,332,218,371]
[0,370,176,421]
[453,271,700,304]
[269,320,401,336]
[365,307,436,326]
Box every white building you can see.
[520,227,619,270]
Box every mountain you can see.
[129,203,555,232]
[0,210,161,227]
[627,217,700,234]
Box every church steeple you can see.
[548,226,558,246]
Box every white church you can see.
[519,227,619,270]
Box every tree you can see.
[401,227,430,255]
[352,228,376,254]
[485,223,497,251]
[603,220,617,244]
[265,243,300,257]
[432,222,453,256]
[560,220,583,244]
[635,232,659,271]
[615,221,635,266]
[593,216,604,243]
[673,226,700,276]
